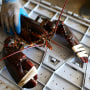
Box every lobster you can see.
[2,14,88,89]
[0,0,88,89]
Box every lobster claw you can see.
[57,23,88,63]
[3,36,38,88]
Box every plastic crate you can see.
[0,0,90,90]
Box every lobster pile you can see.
[0,0,88,89]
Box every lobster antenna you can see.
[0,44,44,61]
[55,0,68,32]
[50,39,63,49]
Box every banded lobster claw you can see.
[3,36,38,88]
[56,22,88,63]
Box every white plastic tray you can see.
[0,0,90,90]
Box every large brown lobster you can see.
[2,14,88,88]
[0,0,88,89]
